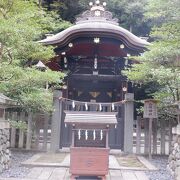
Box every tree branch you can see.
[2,47,13,65]
[167,81,176,101]
[0,74,14,82]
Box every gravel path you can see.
[0,150,34,178]
[0,151,174,180]
[146,155,174,180]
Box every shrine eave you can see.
[39,22,150,50]
[0,93,17,107]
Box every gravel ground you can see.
[0,150,34,178]
[0,150,174,180]
[146,155,174,180]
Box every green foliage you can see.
[124,62,153,83]
[107,0,151,35]
[0,66,65,112]
[20,90,53,112]
[145,0,180,22]
[0,0,71,65]
[42,0,151,36]
[42,0,82,22]
[0,0,67,113]
[9,119,27,131]
[123,0,180,109]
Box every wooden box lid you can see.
[64,111,117,127]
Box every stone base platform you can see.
[21,152,157,171]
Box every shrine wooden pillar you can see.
[50,90,63,152]
[124,93,134,153]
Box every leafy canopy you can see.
[0,0,68,112]
[42,0,151,36]
[123,0,180,106]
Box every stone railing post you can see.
[0,121,11,173]
[50,90,63,152]
[124,93,134,153]
[168,124,180,180]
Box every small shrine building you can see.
[40,1,149,153]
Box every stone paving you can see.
[0,152,156,180]
[0,167,149,180]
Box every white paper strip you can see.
[112,103,115,111]
[100,130,103,140]
[72,101,75,108]
[78,129,81,140]
[65,123,67,128]
[64,57,67,63]
[85,130,88,140]
[85,103,88,111]
[94,57,97,69]
[99,104,102,111]
[93,130,96,140]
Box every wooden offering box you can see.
[64,111,117,180]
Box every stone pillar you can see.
[168,124,180,180]
[18,112,25,148]
[26,112,33,150]
[124,93,134,153]
[50,90,63,152]
[42,113,49,151]
[0,121,11,173]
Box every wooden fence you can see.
[6,111,51,151]
[133,116,175,155]
[6,111,176,155]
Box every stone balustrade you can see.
[0,121,11,173]
[168,124,180,180]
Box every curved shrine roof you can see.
[39,1,150,51]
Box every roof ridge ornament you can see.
[76,1,119,25]
[89,1,106,11]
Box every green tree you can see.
[0,0,68,113]
[123,0,180,119]
[42,0,151,36]
[107,0,151,35]
[41,0,82,22]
